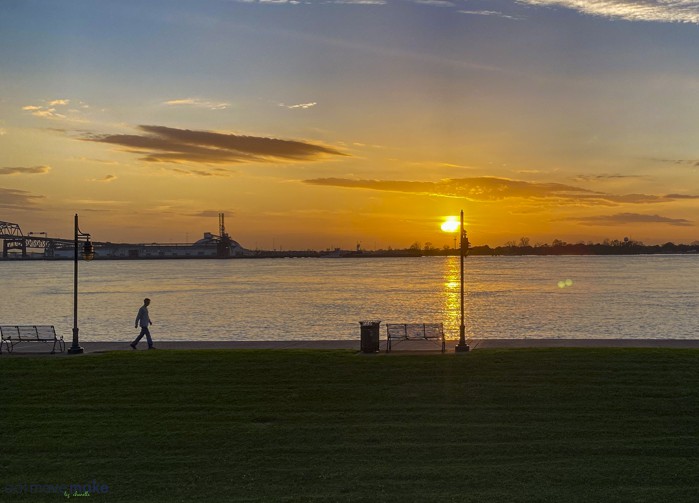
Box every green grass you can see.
[3,348,699,502]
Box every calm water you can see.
[1,256,697,341]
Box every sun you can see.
[440,216,460,233]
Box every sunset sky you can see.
[2,0,699,249]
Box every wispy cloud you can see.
[664,193,699,200]
[459,9,521,19]
[22,104,66,120]
[168,167,235,177]
[571,213,694,227]
[518,0,699,24]
[0,187,44,208]
[304,176,698,205]
[89,174,117,182]
[279,102,318,110]
[163,98,230,110]
[573,174,644,182]
[413,0,455,7]
[22,99,91,122]
[0,165,51,176]
[331,0,386,4]
[654,158,699,167]
[82,125,347,166]
[188,210,232,218]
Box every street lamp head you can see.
[82,239,95,261]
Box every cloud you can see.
[0,187,44,208]
[163,98,230,110]
[664,193,699,200]
[0,165,51,175]
[82,125,347,165]
[48,99,70,106]
[459,9,521,19]
[574,174,643,182]
[517,0,699,24]
[654,158,699,167]
[188,210,231,218]
[303,176,698,205]
[571,213,693,227]
[22,105,66,120]
[169,167,235,177]
[279,102,317,110]
[414,0,455,7]
[89,174,117,182]
[22,99,90,122]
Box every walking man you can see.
[131,298,155,350]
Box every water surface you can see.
[1,256,697,341]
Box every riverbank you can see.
[5,338,699,355]
[4,348,699,501]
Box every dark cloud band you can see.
[0,187,44,208]
[83,125,347,165]
[303,176,695,205]
[0,166,50,175]
[571,213,693,227]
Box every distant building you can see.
[52,232,251,259]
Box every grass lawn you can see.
[3,348,699,502]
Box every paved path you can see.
[4,338,699,356]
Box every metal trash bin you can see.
[359,320,381,353]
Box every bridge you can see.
[1,214,246,259]
[0,221,72,258]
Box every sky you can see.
[2,0,699,250]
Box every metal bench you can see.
[0,325,65,354]
[386,323,446,353]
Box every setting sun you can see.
[441,217,460,233]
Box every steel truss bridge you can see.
[0,221,73,258]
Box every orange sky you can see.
[2,1,699,249]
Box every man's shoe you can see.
[130,343,137,350]
[148,346,157,350]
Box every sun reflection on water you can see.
[441,256,474,341]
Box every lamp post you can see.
[442,211,470,352]
[455,210,470,352]
[68,213,94,355]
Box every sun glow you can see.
[440,216,460,233]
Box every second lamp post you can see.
[68,213,94,355]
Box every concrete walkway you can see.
[4,338,699,356]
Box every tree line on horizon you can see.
[387,236,699,256]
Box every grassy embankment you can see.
[3,348,699,502]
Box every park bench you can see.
[0,325,65,354]
[385,323,446,353]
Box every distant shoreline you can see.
[2,243,698,261]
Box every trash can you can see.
[359,320,381,353]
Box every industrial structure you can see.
[0,214,250,259]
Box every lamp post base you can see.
[455,325,470,353]
[67,327,84,354]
